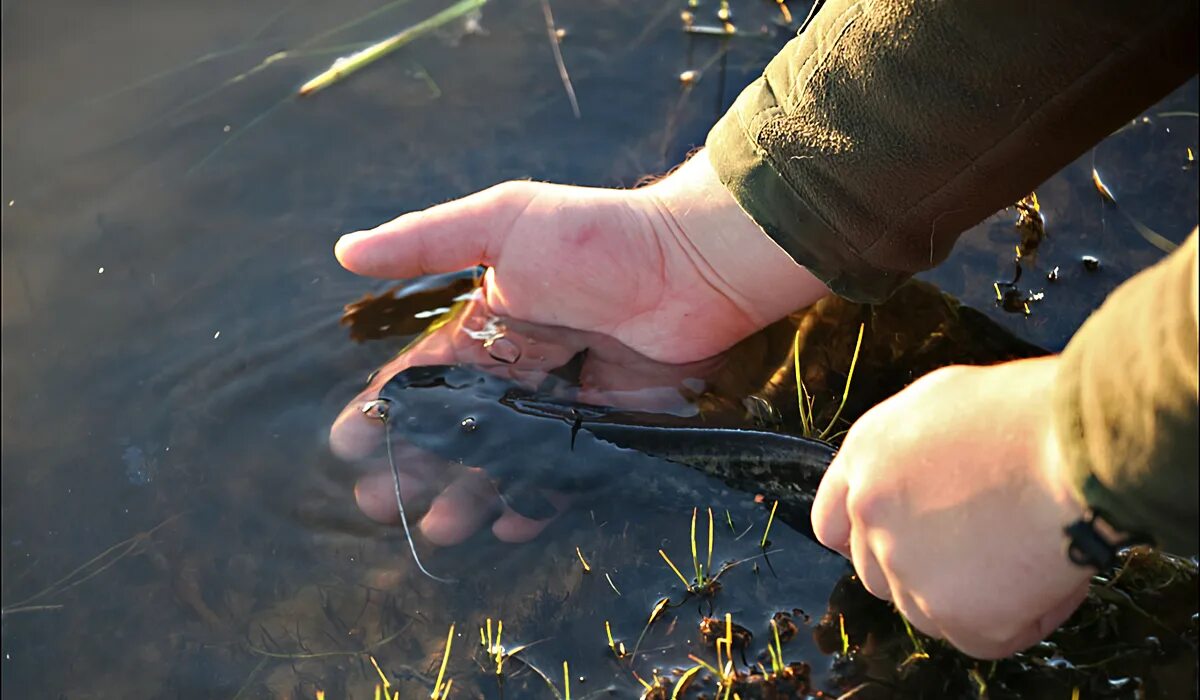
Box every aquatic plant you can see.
[794,322,865,441]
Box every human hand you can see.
[810,356,1094,659]
[333,149,828,365]
[331,295,725,547]
[331,149,829,547]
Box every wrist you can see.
[637,149,831,322]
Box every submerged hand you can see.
[811,356,1093,659]
[332,150,827,546]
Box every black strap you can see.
[1064,508,1155,570]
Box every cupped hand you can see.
[811,356,1094,659]
[331,150,828,547]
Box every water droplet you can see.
[486,336,522,364]
[460,416,477,431]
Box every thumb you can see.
[335,181,535,279]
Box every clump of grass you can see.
[766,618,786,674]
[794,322,865,441]
[479,618,541,676]
[658,507,720,596]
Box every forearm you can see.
[707,0,1198,301]
[1051,231,1199,554]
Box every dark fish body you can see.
[378,365,835,531]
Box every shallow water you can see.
[2,0,1197,697]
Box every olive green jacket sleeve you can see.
[1054,231,1198,554]
[705,0,1199,552]
[706,0,1197,302]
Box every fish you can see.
[375,364,836,537]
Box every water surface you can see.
[2,0,1197,697]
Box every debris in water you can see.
[775,0,793,23]
[772,611,799,643]
[1047,266,1060,282]
[539,0,581,119]
[1091,168,1117,205]
[716,0,732,22]
[97,267,105,274]
[298,0,488,97]
[1089,163,1178,253]
[1013,191,1045,261]
[679,69,700,85]
[122,445,156,486]
[699,615,752,648]
[1081,255,1101,272]
[685,23,738,35]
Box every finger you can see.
[329,391,385,461]
[419,468,503,546]
[335,182,534,279]
[999,582,1089,655]
[1035,583,1090,639]
[491,492,572,543]
[893,590,945,642]
[811,459,852,556]
[328,348,457,463]
[849,526,893,602]
[354,470,431,524]
[943,583,1090,660]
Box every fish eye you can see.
[460,416,478,432]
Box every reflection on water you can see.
[1,0,1196,697]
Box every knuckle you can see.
[485,180,534,203]
[847,485,892,528]
[916,363,972,391]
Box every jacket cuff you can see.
[705,79,907,304]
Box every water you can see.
[2,0,1197,697]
